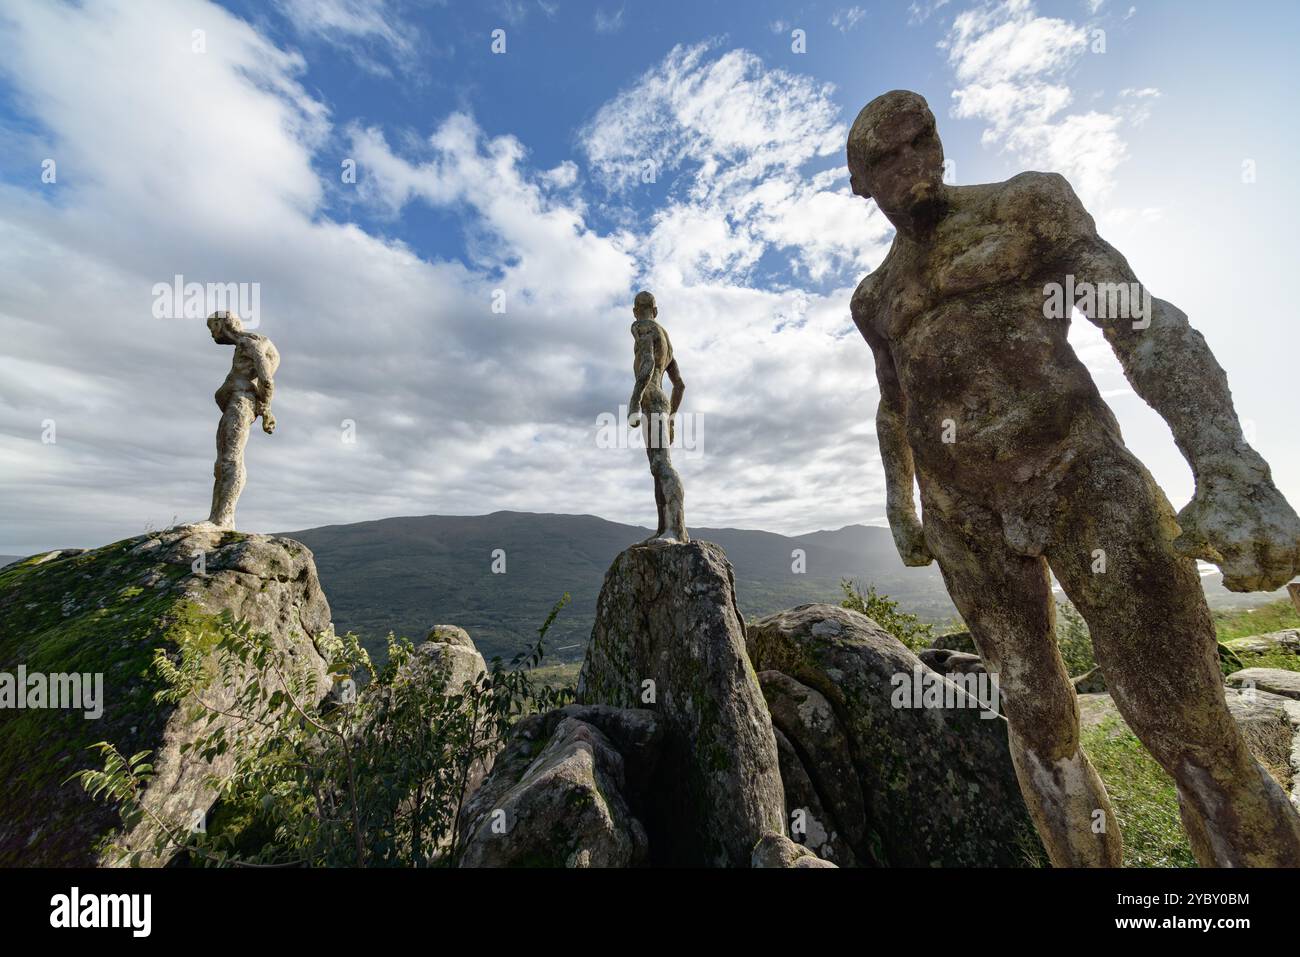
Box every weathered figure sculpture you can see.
[626,291,688,543]
[848,90,1300,867]
[204,311,277,530]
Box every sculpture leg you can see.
[922,483,1122,866]
[1047,449,1300,866]
[642,407,687,543]
[646,444,667,537]
[208,395,254,530]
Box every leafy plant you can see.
[839,579,933,652]
[74,596,573,867]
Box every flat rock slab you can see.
[1226,668,1300,701]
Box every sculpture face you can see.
[207,311,242,345]
[847,90,945,229]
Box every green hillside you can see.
[280,512,957,663]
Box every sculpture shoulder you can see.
[993,171,1096,238]
[630,318,663,341]
[850,247,895,327]
[238,333,279,366]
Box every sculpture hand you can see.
[1175,476,1300,591]
[891,513,933,567]
[261,411,276,435]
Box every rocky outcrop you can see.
[457,705,660,867]
[1226,668,1300,702]
[925,629,977,655]
[1223,629,1300,657]
[751,832,838,868]
[760,670,867,865]
[747,603,1042,867]
[0,525,332,866]
[576,540,786,866]
[918,648,986,677]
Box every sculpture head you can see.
[207,311,243,344]
[847,90,946,233]
[633,290,657,321]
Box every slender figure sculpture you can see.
[848,90,1300,866]
[205,311,277,530]
[627,291,688,543]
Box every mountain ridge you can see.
[279,509,1285,664]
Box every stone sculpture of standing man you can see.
[627,291,688,543]
[204,311,277,530]
[847,90,1300,867]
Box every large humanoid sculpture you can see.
[204,311,277,530]
[627,291,688,543]
[848,90,1300,867]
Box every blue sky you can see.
[1,0,1298,555]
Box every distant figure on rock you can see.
[627,291,688,543]
[204,311,277,530]
[847,90,1300,867]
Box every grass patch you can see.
[1214,599,1299,643]
[1080,717,1196,868]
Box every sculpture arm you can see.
[249,342,277,433]
[1071,232,1300,589]
[627,325,655,424]
[666,359,685,415]
[858,303,931,566]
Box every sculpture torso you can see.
[216,334,278,410]
[852,172,1123,495]
[631,317,673,413]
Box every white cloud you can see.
[580,43,889,283]
[275,0,419,74]
[908,0,952,25]
[0,6,893,552]
[831,7,867,33]
[594,6,624,34]
[942,0,1151,206]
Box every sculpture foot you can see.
[640,531,689,545]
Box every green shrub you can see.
[75,596,573,867]
[839,579,933,652]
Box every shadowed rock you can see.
[458,705,660,867]
[577,540,785,866]
[747,603,1042,867]
[751,832,838,868]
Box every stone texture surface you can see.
[751,832,838,868]
[917,648,986,676]
[0,526,331,866]
[577,540,785,866]
[458,705,660,867]
[771,726,857,866]
[925,630,977,655]
[747,603,1042,867]
[1224,629,1300,657]
[759,670,869,865]
[1226,668,1300,702]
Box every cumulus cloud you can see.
[942,0,1148,206]
[580,43,890,283]
[0,4,893,553]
